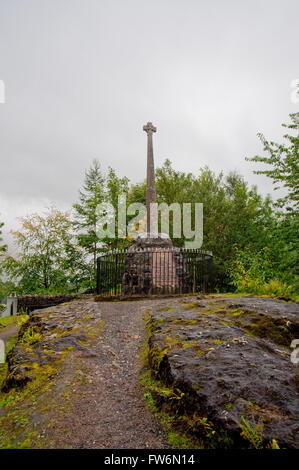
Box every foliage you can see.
[0,221,7,256]
[268,439,280,450]
[16,314,30,328]
[129,160,277,291]
[2,113,298,298]
[246,112,299,213]
[73,161,130,290]
[0,221,8,292]
[0,315,16,328]
[242,113,299,298]
[20,326,42,345]
[2,207,87,295]
[73,159,106,287]
[229,247,298,301]
[101,166,130,250]
[239,416,263,449]
[0,280,17,302]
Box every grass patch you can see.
[0,314,29,329]
[0,316,17,328]
[20,326,42,346]
[0,308,104,449]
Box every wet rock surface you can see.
[2,299,102,392]
[1,294,298,449]
[148,295,299,448]
[0,298,170,449]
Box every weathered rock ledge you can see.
[1,299,102,392]
[146,295,299,448]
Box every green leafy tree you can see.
[228,113,299,299]
[245,113,299,296]
[0,221,7,255]
[0,221,10,300]
[127,160,276,290]
[105,167,130,250]
[73,160,106,287]
[3,207,81,294]
[246,112,299,213]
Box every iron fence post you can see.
[96,257,101,294]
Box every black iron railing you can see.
[96,248,213,296]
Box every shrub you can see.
[21,326,42,345]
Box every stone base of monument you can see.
[122,234,190,296]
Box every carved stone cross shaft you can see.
[143,122,157,234]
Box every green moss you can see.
[227,309,244,317]
[5,334,18,356]
[213,338,225,345]
[140,363,236,448]
[0,360,58,448]
[0,316,17,328]
[225,402,233,410]
[173,318,198,326]
[194,346,205,355]
[182,303,200,310]
[168,432,190,449]
[0,305,105,449]
[150,345,169,371]
[140,316,240,449]
[20,326,42,345]
[202,306,227,315]
[243,316,293,346]
[165,335,181,345]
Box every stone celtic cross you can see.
[143,122,157,234]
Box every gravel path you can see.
[0,324,19,343]
[54,299,171,449]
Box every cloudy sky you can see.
[0,0,298,249]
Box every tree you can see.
[127,159,276,290]
[246,112,299,213]
[104,167,130,249]
[239,113,299,298]
[73,160,106,287]
[0,220,9,299]
[3,207,81,294]
[0,221,7,255]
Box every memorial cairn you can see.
[122,122,190,295]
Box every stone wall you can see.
[122,246,190,296]
[17,294,81,313]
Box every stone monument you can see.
[122,122,190,295]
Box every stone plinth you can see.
[122,234,190,295]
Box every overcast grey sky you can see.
[0,0,298,248]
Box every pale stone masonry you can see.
[143,121,157,234]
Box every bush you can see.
[20,326,42,345]
[229,248,298,301]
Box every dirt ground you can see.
[0,324,20,344]
[1,294,297,449]
[47,299,172,448]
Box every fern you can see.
[239,416,263,449]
